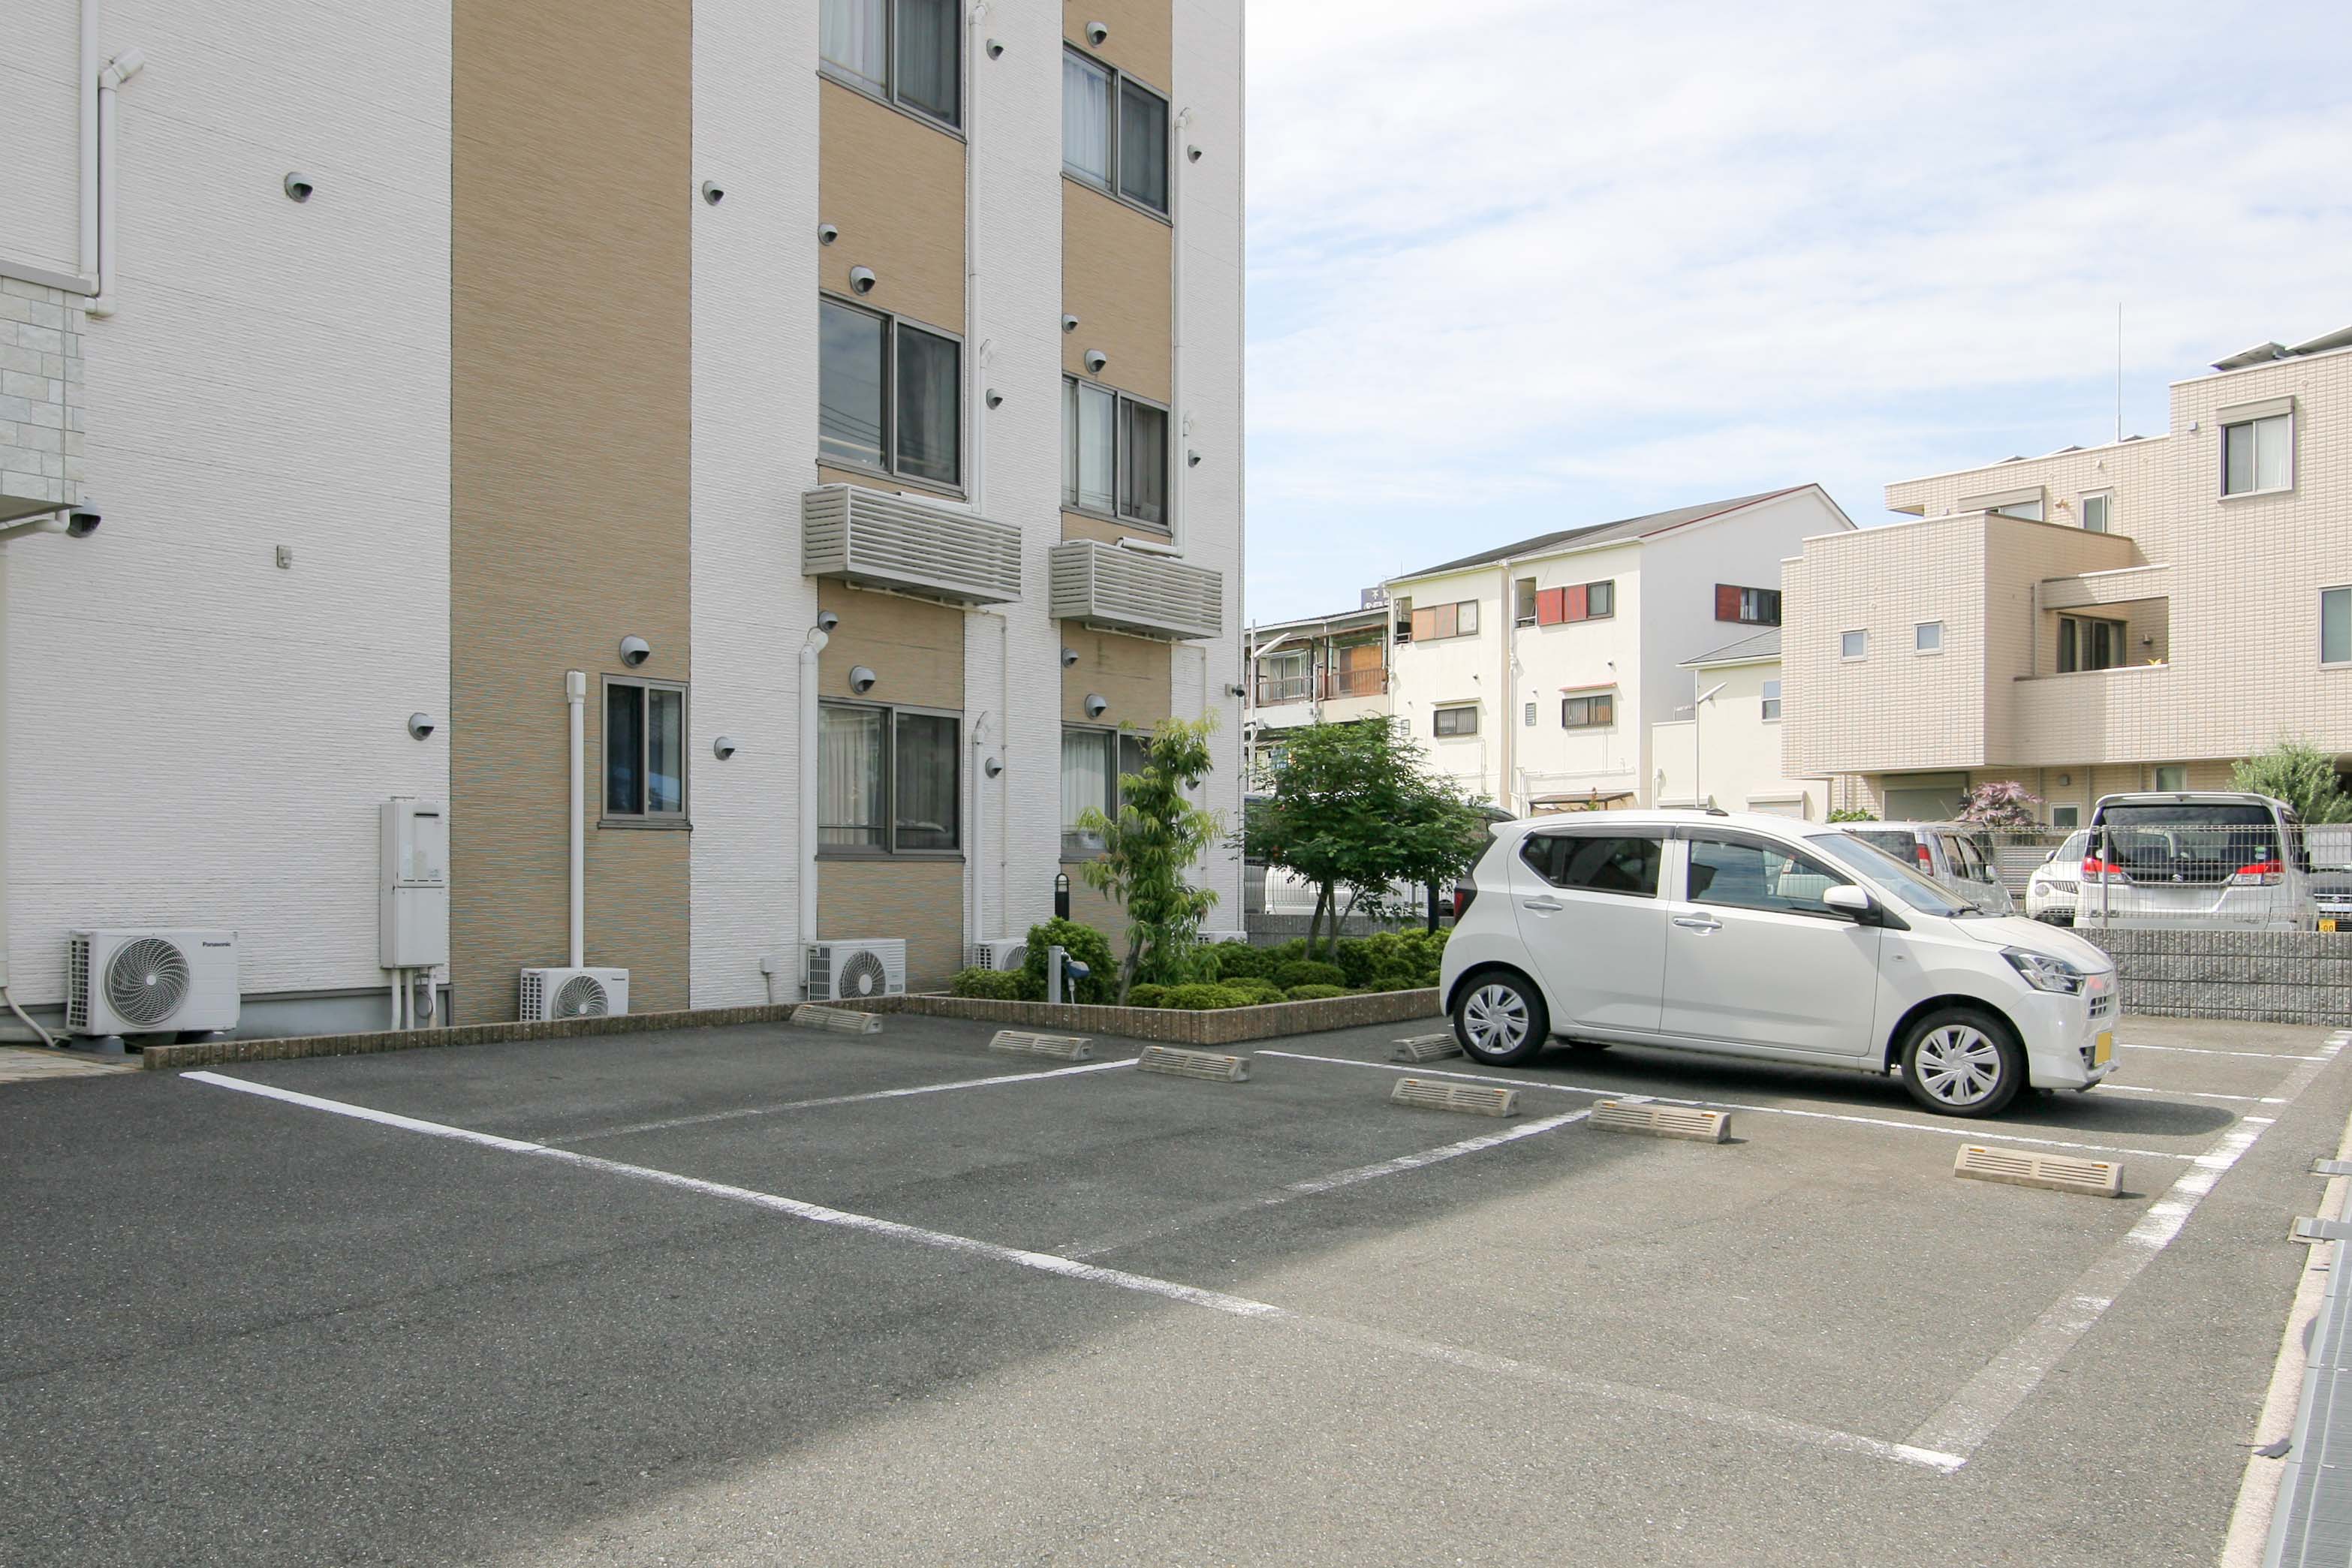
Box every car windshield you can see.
[1805,832,1979,916]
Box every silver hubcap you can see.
[1462,984,1529,1053]
[1914,1024,2003,1105]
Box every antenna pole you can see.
[2116,302,2123,444]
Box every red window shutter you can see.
[1715,583,1742,621]
[1535,587,1566,624]
[1411,607,1438,642]
[1564,584,1589,622]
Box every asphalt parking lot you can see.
[5,1010,2348,1566]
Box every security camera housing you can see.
[700,180,724,205]
[817,610,842,633]
[407,713,436,741]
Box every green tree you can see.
[1243,719,1489,959]
[1074,715,1224,1002]
[2233,739,2352,823]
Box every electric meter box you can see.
[379,798,449,967]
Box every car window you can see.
[1850,829,1915,862]
[1806,831,1978,916]
[1683,836,1848,916]
[1948,833,1998,883]
[2060,831,2088,862]
[1522,833,1662,897]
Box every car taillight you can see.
[2230,860,2284,886]
[1916,844,1932,865]
[1453,886,1477,917]
[2080,855,2128,883]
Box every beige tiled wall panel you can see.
[1062,625,1172,726]
[1062,187,1172,402]
[1065,0,1171,92]
[451,0,693,1022]
[1887,435,2176,558]
[818,860,965,992]
[819,81,967,333]
[818,585,965,712]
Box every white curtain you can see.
[1076,384,1114,513]
[1061,730,1109,855]
[1062,53,1111,182]
[821,0,887,92]
[821,706,884,847]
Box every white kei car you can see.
[1441,809,2120,1117]
[2025,831,2092,924]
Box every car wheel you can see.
[1898,1009,2024,1117]
[1453,971,1549,1067]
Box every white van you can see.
[1838,823,2016,916]
[1439,809,2119,1117]
[2074,791,2314,931]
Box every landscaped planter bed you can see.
[871,987,1442,1046]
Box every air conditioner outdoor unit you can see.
[968,937,1028,972]
[66,928,241,1037]
[806,939,907,1002]
[1198,930,1249,946]
[519,967,630,1022]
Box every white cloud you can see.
[1243,0,2352,617]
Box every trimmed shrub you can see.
[1332,937,1379,987]
[1284,983,1349,1001]
[1200,943,1277,981]
[1369,974,1427,993]
[1222,977,1287,1007]
[1124,984,1170,1010]
[1019,919,1116,1005]
[1267,938,1309,965]
[1162,983,1253,1010]
[950,967,1036,1001]
[1274,959,1348,990]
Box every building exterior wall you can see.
[1651,659,1814,817]
[819,82,967,333]
[2,1,451,1025]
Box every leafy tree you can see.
[1826,808,1878,823]
[1243,718,1489,959]
[1074,716,1224,1002]
[2233,739,2352,823]
[1957,781,2041,827]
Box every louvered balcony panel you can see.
[802,484,1023,605]
[1047,539,1224,642]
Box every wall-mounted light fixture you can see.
[818,221,839,245]
[1083,349,1107,373]
[849,266,877,294]
[1060,646,1079,668]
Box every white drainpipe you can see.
[565,670,586,968]
[797,625,830,984]
[86,43,145,318]
[967,709,992,952]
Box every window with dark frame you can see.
[1062,46,1168,215]
[1513,577,1537,626]
[1062,378,1169,527]
[1408,599,1480,642]
[2057,614,2128,673]
[1532,579,1613,625]
[1060,725,1149,858]
[817,700,962,854]
[1432,705,1477,737]
[1392,596,1413,643]
[820,296,961,487]
[821,0,962,128]
[604,678,687,820]
[1560,693,1613,729]
[1715,584,1781,624]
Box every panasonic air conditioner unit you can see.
[519,966,630,1022]
[805,938,907,1002]
[66,928,241,1037]
[968,938,1028,972]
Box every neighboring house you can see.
[0,0,1242,1031]
[1783,326,2352,826]
[1649,631,1814,818]
[1384,487,1854,814]
[1241,600,1390,781]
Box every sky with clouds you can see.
[1241,0,2352,623]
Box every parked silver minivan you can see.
[2075,790,2314,931]
[1839,823,2016,916]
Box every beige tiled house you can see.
[1784,327,2352,826]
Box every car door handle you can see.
[1522,896,1564,913]
[1672,915,1721,931]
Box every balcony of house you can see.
[1250,640,1390,731]
[2003,576,2176,764]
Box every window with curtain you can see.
[821,703,960,853]
[1560,694,1613,729]
[1061,727,1146,857]
[821,297,959,488]
[604,679,688,820]
[1062,51,1113,184]
[1061,378,1170,528]
[1117,77,1168,211]
[896,324,960,485]
[820,0,887,93]
[1063,47,1167,215]
[1119,398,1167,524]
[819,299,887,471]
[1433,706,1477,737]
[823,0,960,127]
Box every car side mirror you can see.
[1822,884,1876,922]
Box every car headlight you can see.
[2002,947,2089,995]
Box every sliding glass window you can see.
[1062,377,1169,528]
[820,701,961,855]
[822,0,960,128]
[1062,47,1167,215]
[820,297,961,489]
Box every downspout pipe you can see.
[565,670,586,969]
[797,624,830,987]
[86,45,145,319]
[1170,107,1191,552]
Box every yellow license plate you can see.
[2093,1031,2113,1068]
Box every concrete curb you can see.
[875,989,1443,1045]
[137,1001,825,1071]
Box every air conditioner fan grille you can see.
[106,937,190,1028]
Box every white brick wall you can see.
[0,280,83,507]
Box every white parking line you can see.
[2122,1043,2327,1061]
[1062,1105,1596,1260]
[548,1058,1137,1144]
[1905,1036,2344,1461]
[1254,1050,2200,1162]
[184,1069,1958,1473]
[2098,1082,2285,1104]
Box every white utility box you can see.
[380,798,449,968]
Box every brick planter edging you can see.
[138,1001,817,1071]
[872,988,1443,1045]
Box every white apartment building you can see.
[1784,326,2352,826]
[1382,488,1853,814]
[0,0,1242,1037]
[1649,630,1815,818]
